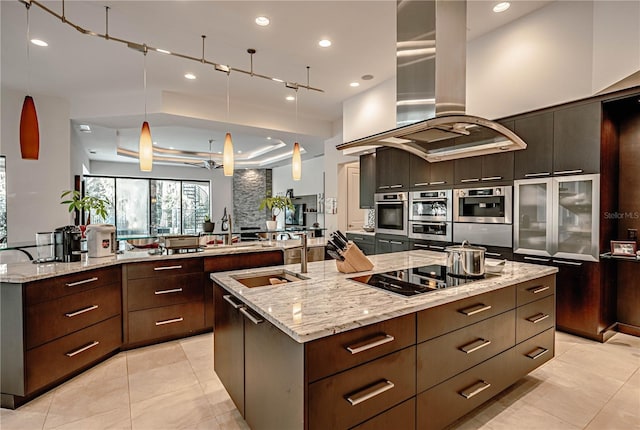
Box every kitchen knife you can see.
[335,230,349,244]
[331,233,348,251]
[326,242,345,260]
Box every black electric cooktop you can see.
[349,264,495,297]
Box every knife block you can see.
[336,242,374,273]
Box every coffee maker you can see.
[54,225,82,262]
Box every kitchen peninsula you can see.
[0,238,325,408]
[211,251,558,430]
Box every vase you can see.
[266,220,277,231]
[202,221,215,232]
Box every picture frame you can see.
[610,240,637,256]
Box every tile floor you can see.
[1,331,638,430]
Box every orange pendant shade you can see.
[223,132,234,177]
[139,121,153,172]
[292,142,301,181]
[20,95,40,160]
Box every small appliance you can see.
[54,225,82,262]
[453,186,512,224]
[86,224,116,258]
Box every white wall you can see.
[323,135,359,233]
[342,77,396,142]
[272,156,324,197]
[1,87,71,242]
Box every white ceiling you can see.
[1,0,552,169]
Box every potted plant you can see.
[60,190,110,224]
[259,195,293,230]
[202,215,215,232]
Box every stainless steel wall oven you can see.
[409,190,452,241]
[375,192,408,236]
[453,186,512,224]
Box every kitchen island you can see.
[211,250,558,430]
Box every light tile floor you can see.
[1,331,638,430]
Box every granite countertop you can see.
[211,250,558,344]
[0,238,326,284]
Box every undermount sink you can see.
[231,269,309,288]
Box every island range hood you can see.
[336,0,527,162]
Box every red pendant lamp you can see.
[20,4,39,160]
[20,95,39,159]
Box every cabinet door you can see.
[409,154,431,188]
[553,102,601,174]
[514,113,554,179]
[481,152,514,182]
[390,239,409,252]
[376,148,410,191]
[429,160,454,187]
[243,307,304,430]
[375,238,393,254]
[454,157,482,185]
[213,284,245,415]
[360,153,376,208]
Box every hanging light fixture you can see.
[291,75,304,180]
[223,72,234,176]
[20,2,40,160]
[139,45,153,172]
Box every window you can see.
[83,175,209,237]
[0,157,6,243]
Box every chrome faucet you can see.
[300,232,308,273]
[226,214,233,245]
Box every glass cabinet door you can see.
[514,178,553,256]
[553,174,600,261]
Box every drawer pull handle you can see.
[155,317,184,326]
[526,347,549,360]
[378,186,390,190]
[353,237,364,241]
[524,172,551,178]
[524,256,550,263]
[486,252,502,257]
[389,184,403,189]
[528,285,550,294]
[65,305,99,318]
[346,334,395,355]
[429,181,446,185]
[153,265,183,271]
[527,313,550,324]
[155,288,183,295]
[460,178,480,183]
[481,176,502,181]
[66,341,99,357]
[460,338,492,354]
[459,304,492,316]
[460,380,491,399]
[346,380,395,406]
[414,182,430,187]
[378,239,390,243]
[65,277,98,287]
[239,307,264,325]
[429,245,445,250]
[552,260,582,266]
[553,169,583,175]
[390,241,403,245]
[223,294,244,309]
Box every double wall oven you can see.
[375,192,408,236]
[408,190,453,241]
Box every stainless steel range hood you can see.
[336,0,526,162]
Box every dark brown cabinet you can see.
[553,102,601,174]
[514,112,554,179]
[409,154,454,189]
[360,153,376,208]
[375,234,409,254]
[375,147,410,191]
[347,233,376,255]
[454,153,514,184]
[454,157,482,185]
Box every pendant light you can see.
[20,3,40,160]
[223,72,234,177]
[139,46,153,172]
[292,87,302,181]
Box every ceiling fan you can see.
[183,139,224,170]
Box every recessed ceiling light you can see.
[286,95,295,101]
[184,73,196,80]
[237,150,242,154]
[156,48,171,54]
[318,39,332,48]
[255,16,270,26]
[169,146,174,150]
[493,2,510,13]
[267,136,272,140]
[350,82,360,87]
[30,39,48,47]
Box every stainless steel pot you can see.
[445,240,486,277]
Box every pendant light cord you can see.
[143,48,148,120]
[25,4,32,95]
[226,72,230,121]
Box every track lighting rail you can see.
[19,0,324,93]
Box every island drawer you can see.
[351,397,416,430]
[513,327,554,378]
[25,281,121,349]
[127,301,204,345]
[308,346,416,430]
[305,313,416,383]
[25,266,121,306]
[25,315,121,394]
[417,310,515,392]
[417,286,515,342]
[125,258,203,280]
[516,295,555,343]
[516,275,555,306]
[204,251,283,272]
[127,273,203,311]
[416,348,516,430]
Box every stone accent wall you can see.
[232,169,272,229]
